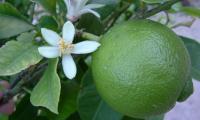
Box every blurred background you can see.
[161,0,200,120]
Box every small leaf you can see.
[0,3,33,39]
[181,36,200,81]
[177,75,193,102]
[30,59,61,114]
[181,7,200,18]
[0,33,42,76]
[33,0,57,15]
[142,0,170,4]
[78,70,123,120]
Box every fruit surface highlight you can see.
[92,20,191,118]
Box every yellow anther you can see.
[59,38,74,55]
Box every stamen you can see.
[59,38,74,55]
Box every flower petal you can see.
[84,4,104,9]
[78,0,88,9]
[62,55,77,79]
[72,41,100,54]
[41,28,61,46]
[64,0,71,11]
[38,46,60,58]
[79,9,101,18]
[62,21,75,43]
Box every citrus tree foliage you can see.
[0,0,199,120]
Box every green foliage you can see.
[30,59,61,114]
[91,0,120,19]
[0,115,8,120]
[38,16,58,31]
[0,0,198,119]
[0,3,33,39]
[0,33,42,76]
[78,14,104,35]
[177,75,194,102]
[45,81,80,120]
[9,95,38,120]
[182,37,200,81]
[142,0,170,4]
[33,0,57,15]
[78,70,123,120]
[181,7,200,18]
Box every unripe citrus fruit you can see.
[92,20,191,118]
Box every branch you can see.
[1,61,47,103]
[133,0,180,19]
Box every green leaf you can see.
[0,3,33,39]
[78,14,103,35]
[78,70,123,120]
[33,0,57,15]
[181,37,200,81]
[91,0,120,19]
[0,2,27,20]
[142,0,170,4]
[9,95,38,120]
[177,75,193,102]
[38,16,58,31]
[0,115,8,120]
[30,59,61,114]
[122,114,164,120]
[181,7,200,18]
[0,33,42,76]
[146,114,164,120]
[45,81,79,120]
[122,116,144,120]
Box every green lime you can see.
[92,20,191,118]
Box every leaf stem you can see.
[77,30,100,41]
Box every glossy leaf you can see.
[46,81,79,120]
[33,0,57,15]
[0,3,33,39]
[30,59,61,114]
[0,33,42,76]
[78,70,123,120]
[181,37,200,81]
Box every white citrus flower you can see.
[38,21,100,79]
[64,0,104,22]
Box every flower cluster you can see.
[38,21,100,79]
[64,0,104,22]
[38,0,103,79]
